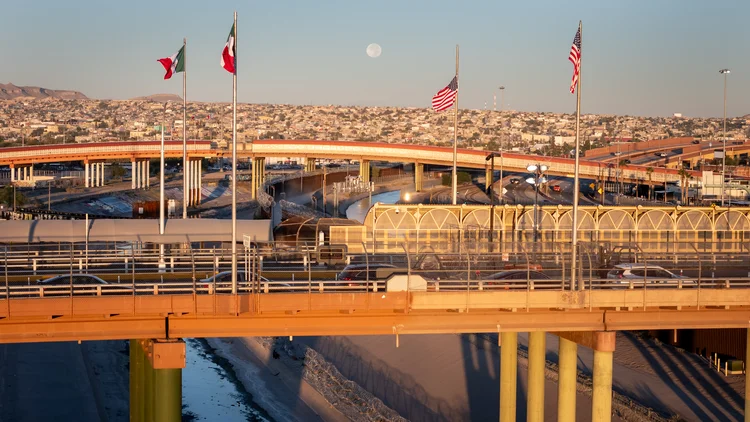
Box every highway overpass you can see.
[0,140,694,201]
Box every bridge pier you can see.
[500,331,517,421]
[305,158,316,173]
[557,337,578,422]
[414,162,424,192]
[359,160,370,183]
[130,338,185,422]
[527,331,546,422]
[190,158,201,206]
[142,161,148,189]
[555,331,616,422]
[252,157,265,200]
[196,159,202,205]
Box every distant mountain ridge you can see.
[130,93,183,102]
[0,83,87,100]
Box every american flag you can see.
[432,76,458,112]
[568,27,581,94]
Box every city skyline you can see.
[2,0,748,117]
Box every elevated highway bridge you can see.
[0,140,694,203]
[586,137,750,169]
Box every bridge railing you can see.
[0,240,747,286]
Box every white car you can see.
[200,271,290,293]
[606,264,694,286]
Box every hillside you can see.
[0,83,87,100]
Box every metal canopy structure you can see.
[0,219,272,244]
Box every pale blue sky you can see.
[2,0,748,117]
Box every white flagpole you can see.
[160,126,165,235]
[182,37,188,219]
[452,45,459,205]
[231,11,238,296]
[571,21,582,291]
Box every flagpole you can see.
[182,37,188,219]
[231,11,238,296]
[160,126,165,235]
[571,21,582,291]
[452,45,459,205]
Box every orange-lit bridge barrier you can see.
[2,243,750,421]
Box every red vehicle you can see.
[551,185,562,192]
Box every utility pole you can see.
[719,68,730,206]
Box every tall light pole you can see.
[526,164,548,243]
[498,86,505,113]
[719,68,730,206]
[486,152,502,250]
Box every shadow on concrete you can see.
[303,336,463,421]
[629,333,722,421]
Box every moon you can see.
[366,43,382,58]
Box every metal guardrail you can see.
[1,241,749,304]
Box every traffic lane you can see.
[0,342,101,422]
[489,174,523,204]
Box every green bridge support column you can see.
[143,344,154,422]
[129,340,145,422]
[154,369,182,422]
[130,339,186,422]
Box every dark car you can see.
[338,264,400,282]
[510,178,520,185]
[692,140,700,144]
[200,271,276,294]
[483,270,551,288]
[33,274,114,297]
[37,274,108,286]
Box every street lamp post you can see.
[486,152,502,250]
[526,164,548,243]
[498,86,505,113]
[719,68,730,206]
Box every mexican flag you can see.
[221,23,236,74]
[157,46,185,80]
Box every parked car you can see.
[551,185,562,192]
[200,271,274,293]
[33,274,120,297]
[656,152,668,157]
[338,264,401,285]
[37,274,108,285]
[605,264,693,287]
[484,270,551,288]
[692,140,701,144]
